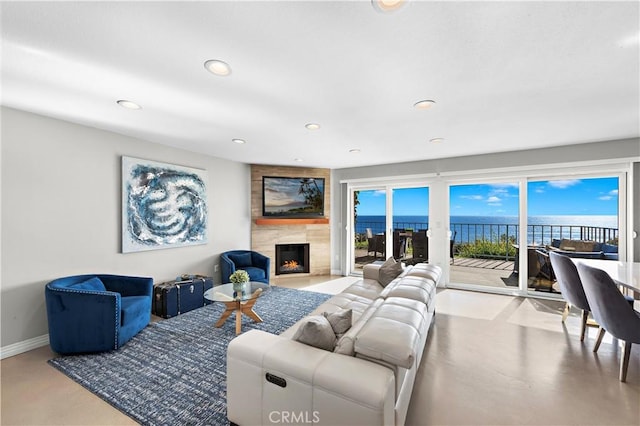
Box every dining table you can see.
[571,258,640,296]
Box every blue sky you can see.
[357,187,429,216]
[527,177,618,216]
[356,177,619,216]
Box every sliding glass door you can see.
[352,188,387,272]
[351,185,429,273]
[449,182,520,291]
[526,176,621,294]
[392,187,430,264]
[446,174,623,296]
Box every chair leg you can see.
[593,327,606,353]
[619,341,632,382]
[580,310,589,342]
[561,302,570,322]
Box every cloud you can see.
[535,188,545,193]
[460,195,483,200]
[548,179,581,189]
[486,196,501,203]
[598,189,619,201]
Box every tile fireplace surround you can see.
[250,165,331,280]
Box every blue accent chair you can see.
[45,274,153,354]
[221,250,270,284]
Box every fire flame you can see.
[283,260,299,270]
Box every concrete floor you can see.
[1,283,638,425]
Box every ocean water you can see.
[355,215,618,245]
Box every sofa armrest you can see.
[220,254,235,283]
[227,330,395,426]
[45,287,120,353]
[363,263,382,281]
[251,252,271,278]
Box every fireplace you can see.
[275,243,310,275]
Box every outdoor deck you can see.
[354,249,557,292]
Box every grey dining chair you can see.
[549,251,599,342]
[577,263,640,382]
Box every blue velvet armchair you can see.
[221,250,270,284]
[45,274,153,354]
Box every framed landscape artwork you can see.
[122,156,208,253]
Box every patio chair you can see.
[366,228,385,258]
[366,228,377,256]
[450,231,457,264]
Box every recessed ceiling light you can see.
[294,158,303,162]
[232,138,246,144]
[372,0,408,13]
[117,100,141,110]
[305,123,320,130]
[430,138,445,143]
[204,59,231,76]
[414,100,436,110]
[349,148,361,153]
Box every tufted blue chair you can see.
[221,250,270,284]
[45,274,153,354]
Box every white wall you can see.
[1,107,251,350]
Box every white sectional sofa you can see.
[226,262,442,426]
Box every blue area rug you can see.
[48,286,331,426]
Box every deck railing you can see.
[355,221,618,260]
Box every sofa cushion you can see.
[243,266,266,282]
[120,295,150,326]
[379,257,403,286]
[380,276,434,305]
[354,310,420,369]
[229,252,253,267]
[70,277,106,292]
[406,263,442,283]
[341,279,384,301]
[323,308,352,336]
[292,315,336,351]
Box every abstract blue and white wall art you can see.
[122,157,208,253]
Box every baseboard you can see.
[0,334,49,359]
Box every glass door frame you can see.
[346,180,433,276]
[524,171,627,297]
[342,161,632,294]
[443,167,628,298]
[445,176,528,296]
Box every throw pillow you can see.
[70,276,106,292]
[229,252,252,267]
[323,308,353,336]
[378,257,403,287]
[292,315,336,351]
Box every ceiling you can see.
[2,1,639,169]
